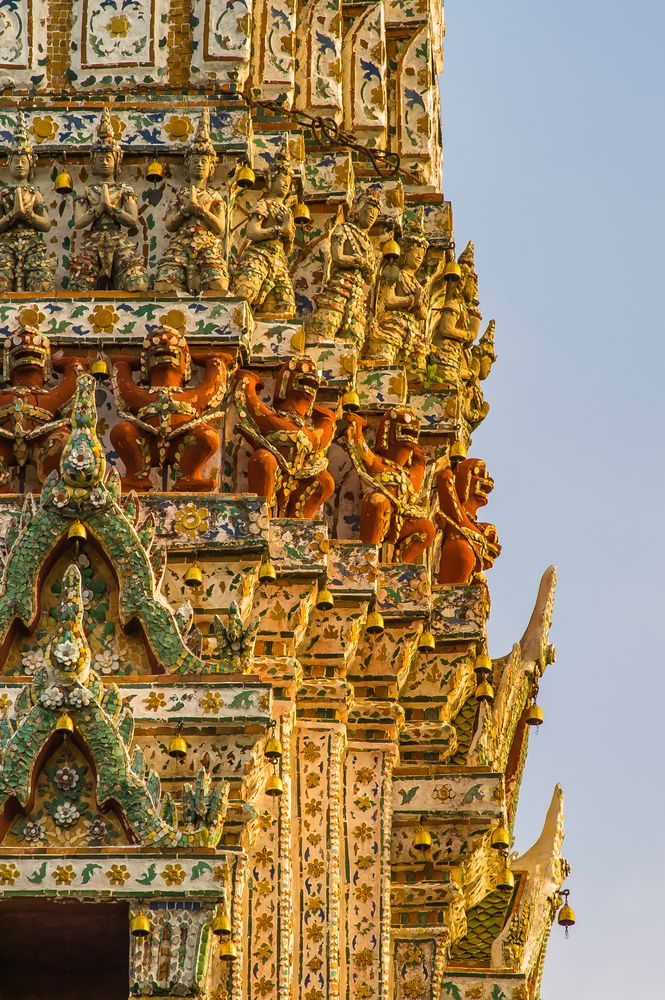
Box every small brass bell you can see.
[418,629,436,653]
[264,725,283,761]
[55,711,74,734]
[91,356,109,382]
[413,818,432,852]
[557,890,576,935]
[130,913,152,937]
[491,824,511,851]
[146,159,164,182]
[258,556,277,583]
[497,860,515,892]
[219,938,238,961]
[474,652,492,676]
[235,162,256,189]
[475,679,494,703]
[168,733,188,760]
[265,769,283,797]
[525,702,544,727]
[316,586,334,611]
[342,389,360,413]
[184,564,204,588]
[67,520,87,543]
[443,259,462,281]
[450,440,467,464]
[366,609,385,635]
[54,170,74,195]
[294,200,311,225]
[212,910,232,937]
[382,238,401,262]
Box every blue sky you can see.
[441,2,665,994]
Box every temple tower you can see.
[0,1,572,998]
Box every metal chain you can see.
[239,94,414,181]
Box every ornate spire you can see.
[478,318,496,359]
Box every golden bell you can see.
[525,703,544,727]
[475,679,494,703]
[212,910,232,937]
[474,652,492,676]
[55,711,74,734]
[146,159,164,182]
[294,200,311,225]
[184,564,204,588]
[497,863,515,891]
[236,162,256,189]
[265,771,283,797]
[450,440,467,462]
[316,587,334,611]
[67,521,87,543]
[258,556,277,583]
[366,610,385,635]
[54,170,73,195]
[91,356,109,382]
[219,939,238,961]
[130,913,152,937]
[558,901,576,928]
[418,629,436,653]
[413,822,432,852]
[382,238,401,262]
[342,389,360,413]
[168,733,188,760]
[443,259,462,281]
[491,825,511,851]
[264,734,284,761]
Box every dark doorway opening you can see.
[0,898,129,1000]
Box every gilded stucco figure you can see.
[305,188,381,347]
[0,112,56,293]
[231,139,296,317]
[155,110,228,295]
[68,108,148,293]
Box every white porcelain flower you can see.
[23,821,45,842]
[53,640,79,666]
[82,589,94,611]
[21,649,46,676]
[54,766,79,791]
[67,687,92,708]
[93,649,120,675]
[40,686,64,710]
[54,802,80,827]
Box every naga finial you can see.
[60,373,106,489]
[46,563,92,682]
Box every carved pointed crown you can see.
[93,107,122,168]
[186,108,217,164]
[11,110,33,157]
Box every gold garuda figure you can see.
[111,326,231,492]
[0,111,56,293]
[155,109,228,295]
[231,138,296,317]
[305,187,381,348]
[68,107,148,292]
[346,406,435,562]
[235,357,338,518]
[0,326,85,491]
[365,211,430,372]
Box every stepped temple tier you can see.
[0,2,573,998]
